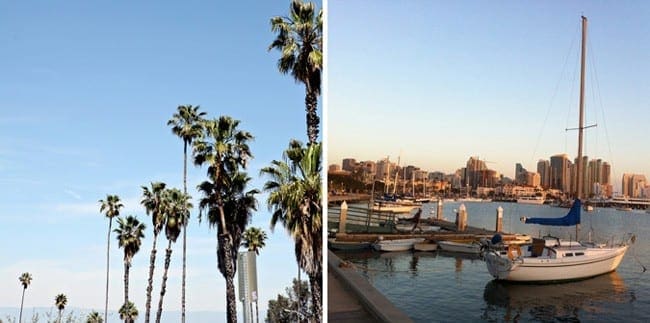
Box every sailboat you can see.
[483,16,630,282]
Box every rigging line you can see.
[530,22,581,163]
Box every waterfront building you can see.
[342,158,357,172]
[572,156,589,198]
[525,172,541,188]
[550,154,571,193]
[375,157,391,182]
[237,251,258,323]
[622,173,647,198]
[537,159,551,189]
[328,164,341,172]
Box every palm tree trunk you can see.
[144,233,159,323]
[155,241,174,323]
[124,261,130,305]
[309,274,322,323]
[305,88,319,145]
[222,235,237,323]
[58,309,62,323]
[105,218,113,323]
[182,142,188,323]
[19,287,25,323]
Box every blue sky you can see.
[0,0,319,321]
[328,1,650,189]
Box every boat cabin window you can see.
[565,253,574,257]
[575,252,584,256]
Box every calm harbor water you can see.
[333,201,650,322]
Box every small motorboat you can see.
[414,241,438,251]
[328,238,372,251]
[437,240,481,254]
[372,237,425,252]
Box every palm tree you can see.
[194,116,259,323]
[155,188,191,323]
[241,228,267,323]
[242,227,267,255]
[269,0,323,145]
[261,140,322,322]
[86,311,103,323]
[141,181,167,323]
[119,301,139,323]
[167,104,205,323]
[99,194,124,323]
[114,215,146,308]
[54,294,67,323]
[18,272,32,323]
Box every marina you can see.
[331,201,650,322]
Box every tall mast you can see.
[576,16,587,239]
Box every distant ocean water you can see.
[334,201,650,322]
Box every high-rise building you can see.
[601,162,611,185]
[537,159,551,189]
[342,158,357,172]
[622,173,647,198]
[375,157,391,181]
[550,154,571,193]
[572,156,589,197]
[238,251,258,323]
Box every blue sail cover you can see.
[525,199,581,226]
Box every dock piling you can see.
[495,206,503,232]
[436,198,443,220]
[457,204,467,231]
[339,201,348,234]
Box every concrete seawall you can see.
[328,250,413,323]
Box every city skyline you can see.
[328,2,650,186]
[329,152,643,196]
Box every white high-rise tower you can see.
[237,251,258,323]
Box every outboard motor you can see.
[491,233,503,245]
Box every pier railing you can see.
[328,205,397,233]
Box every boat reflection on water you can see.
[483,272,630,321]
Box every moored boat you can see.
[372,237,425,252]
[483,16,630,283]
[517,196,545,205]
[414,241,438,251]
[328,238,372,251]
[438,240,481,254]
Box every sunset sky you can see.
[328,1,650,190]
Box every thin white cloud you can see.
[64,189,82,200]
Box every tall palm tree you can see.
[194,116,258,323]
[114,215,146,307]
[261,140,322,322]
[167,104,205,323]
[119,301,139,323]
[54,294,67,323]
[86,311,103,323]
[155,188,192,323]
[269,0,323,145]
[241,227,267,255]
[99,194,124,323]
[18,272,32,323]
[141,181,167,323]
[241,228,267,323]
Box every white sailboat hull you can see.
[485,245,628,282]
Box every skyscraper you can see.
[238,251,258,323]
[550,154,571,193]
[537,159,551,189]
